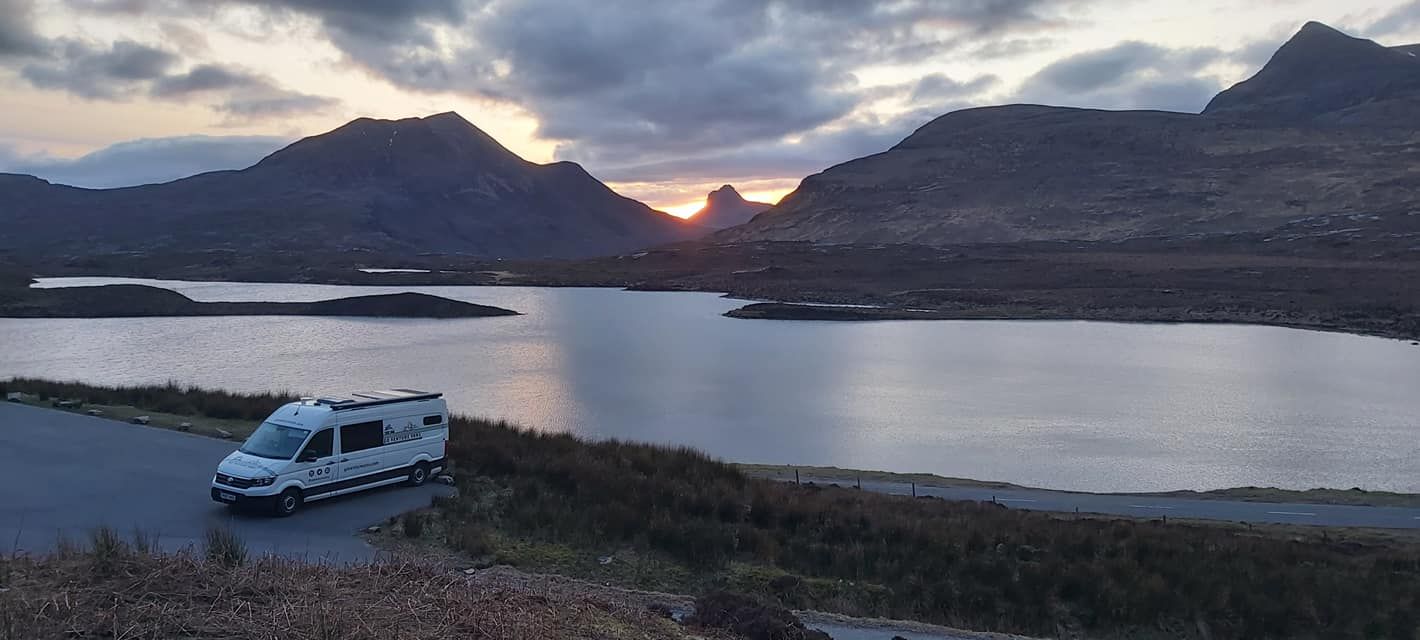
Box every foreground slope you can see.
[717,22,1420,250]
[0,113,701,259]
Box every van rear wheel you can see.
[274,488,302,517]
[407,462,430,487]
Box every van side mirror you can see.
[298,451,319,463]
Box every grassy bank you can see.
[0,529,711,640]
[7,379,1420,638]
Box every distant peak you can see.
[1298,20,1343,36]
[423,111,469,123]
[1202,18,1419,121]
[689,184,773,229]
[1279,20,1370,53]
[707,184,749,205]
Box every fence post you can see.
[856,474,861,490]
[911,481,916,498]
[794,468,799,485]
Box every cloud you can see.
[0,0,46,56]
[594,106,945,185]
[20,39,178,98]
[6,29,339,119]
[1014,41,1226,113]
[0,134,291,188]
[150,63,267,96]
[216,91,338,119]
[225,0,470,91]
[910,73,1000,103]
[226,0,1071,169]
[1362,1,1420,39]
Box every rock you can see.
[215,428,233,439]
[131,415,151,425]
[463,568,478,575]
[436,474,455,485]
[598,555,614,565]
[177,422,192,432]
[364,525,380,534]
[86,409,103,416]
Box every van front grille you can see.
[215,473,255,489]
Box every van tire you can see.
[407,462,430,487]
[274,488,303,517]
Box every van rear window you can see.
[340,420,384,453]
[423,415,443,426]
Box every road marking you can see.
[1266,511,1317,517]
[1127,505,1176,510]
[996,498,1037,503]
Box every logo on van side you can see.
[383,420,423,445]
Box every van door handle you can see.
[340,458,349,462]
[324,461,335,466]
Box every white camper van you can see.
[211,389,448,516]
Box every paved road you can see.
[0,402,451,562]
[789,475,1420,529]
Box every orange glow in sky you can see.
[662,188,792,219]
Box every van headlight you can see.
[253,476,276,487]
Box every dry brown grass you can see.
[0,543,715,640]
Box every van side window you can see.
[302,429,333,459]
[423,415,443,426]
[340,420,384,453]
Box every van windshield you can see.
[238,422,311,460]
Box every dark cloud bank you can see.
[0,0,1320,194]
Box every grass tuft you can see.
[203,527,247,568]
[88,526,126,574]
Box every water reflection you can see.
[4,277,1418,492]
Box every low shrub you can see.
[449,524,492,557]
[402,512,425,538]
[686,591,830,640]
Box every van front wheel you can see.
[407,462,430,487]
[274,488,302,517]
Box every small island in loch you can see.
[0,283,518,319]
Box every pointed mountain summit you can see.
[1204,21,1420,124]
[688,185,773,229]
[0,112,703,259]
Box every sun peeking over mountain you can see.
[664,186,787,219]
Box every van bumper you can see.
[211,486,274,508]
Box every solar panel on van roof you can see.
[312,389,442,410]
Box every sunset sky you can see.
[3,0,1420,216]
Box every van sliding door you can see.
[337,420,385,485]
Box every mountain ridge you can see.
[715,21,1420,251]
[0,112,701,259]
